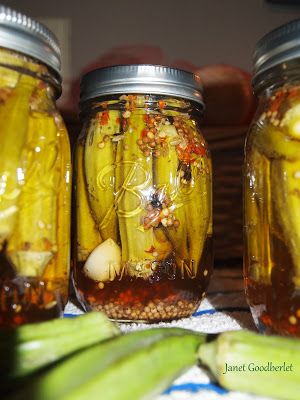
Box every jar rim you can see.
[253,19,300,81]
[252,57,300,95]
[0,5,61,80]
[79,64,204,107]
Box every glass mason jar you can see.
[73,65,212,322]
[0,7,71,327]
[244,20,300,336]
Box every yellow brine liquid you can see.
[73,95,212,322]
[244,86,300,336]
[0,49,71,327]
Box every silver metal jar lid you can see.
[254,19,300,78]
[0,5,61,77]
[80,64,203,105]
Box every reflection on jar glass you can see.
[244,19,300,336]
[73,65,213,322]
[0,7,71,327]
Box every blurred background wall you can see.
[2,0,300,81]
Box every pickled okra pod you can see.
[269,103,300,288]
[253,101,300,288]
[255,124,300,160]
[244,144,272,284]
[182,162,209,269]
[84,110,119,242]
[76,128,102,262]
[175,117,210,270]
[141,112,211,273]
[151,120,188,263]
[272,158,300,287]
[80,104,211,280]
[49,112,71,282]
[116,111,156,277]
[7,112,59,277]
[0,74,36,250]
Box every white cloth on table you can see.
[64,268,272,400]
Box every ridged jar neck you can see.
[0,47,61,99]
[253,57,300,97]
[80,94,204,120]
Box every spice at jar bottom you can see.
[73,65,213,322]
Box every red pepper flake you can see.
[99,111,109,125]
[43,237,53,251]
[38,81,47,90]
[288,88,299,99]
[44,292,55,303]
[158,100,166,109]
[13,315,23,326]
[0,87,13,103]
[143,114,151,124]
[176,143,205,163]
[269,91,286,113]
[122,118,128,131]
[141,128,149,138]
[176,145,194,163]
[145,246,155,254]
[193,145,206,156]
[23,241,31,250]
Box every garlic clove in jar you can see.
[83,238,121,282]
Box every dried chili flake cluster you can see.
[173,116,206,163]
[136,113,170,157]
[143,190,180,230]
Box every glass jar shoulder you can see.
[0,48,51,92]
[79,96,209,156]
[246,85,300,162]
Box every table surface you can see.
[65,268,272,400]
